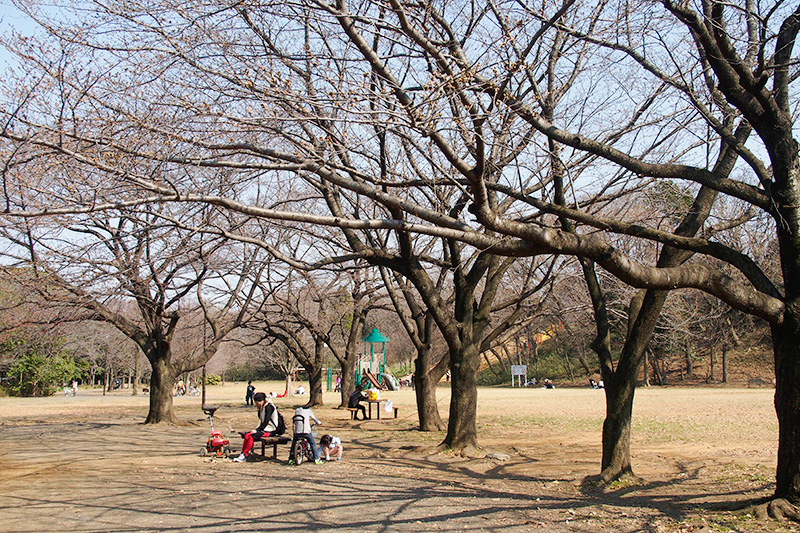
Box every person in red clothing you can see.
[234,392,280,462]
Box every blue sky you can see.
[0,2,42,70]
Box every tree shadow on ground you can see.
[0,407,777,532]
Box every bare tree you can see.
[0,203,268,422]
[260,285,329,408]
[4,0,800,516]
[256,342,302,395]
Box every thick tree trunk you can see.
[599,289,668,481]
[442,342,480,453]
[600,374,635,481]
[773,313,800,503]
[306,362,324,408]
[338,355,357,408]
[337,315,364,408]
[415,348,447,431]
[297,338,325,407]
[591,175,713,487]
[144,356,178,424]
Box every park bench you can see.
[238,432,290,460]
[347,406,400,419]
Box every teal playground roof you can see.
[362,328,389,343]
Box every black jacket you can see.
[348,390,367,408]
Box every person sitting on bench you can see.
[348,384,368,420]
[235,392,280,463]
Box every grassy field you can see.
[0,382,791,532]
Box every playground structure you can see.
[361,369,399,391]
[356,328,399,390]
[324,328,401,391]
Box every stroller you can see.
[200,405,231,457]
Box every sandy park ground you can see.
[0,382,794,532]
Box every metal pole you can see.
[201,318,207,407]
[202,365,207,407]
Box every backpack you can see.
[275,410,286,435]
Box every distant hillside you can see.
[680,325,774,387]
[478,323,775,388]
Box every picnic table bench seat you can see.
[347,405,400,419]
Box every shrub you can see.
[225,363,284,381]
[204,374,222,386]
[477,369,509,386]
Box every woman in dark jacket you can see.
[348,385,368,420]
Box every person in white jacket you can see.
[234,393,280,462]
[288,406,322,464]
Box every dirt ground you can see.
[0,383,796,532]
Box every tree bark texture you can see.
[336,308,365,408]
[773,310,800,503]
[442,342,480,452]
[599,289,669,480]
[306,362,324,408]
[601,375,635,481]
[144,355,178,425]
[338,355,357,409]
[415,346,447,431]
[304,338,325,408]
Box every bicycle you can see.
[290,418,318,465]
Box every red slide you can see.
[363,371,386,390]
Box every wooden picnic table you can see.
[366,398,387,420]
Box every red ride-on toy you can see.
[200,405,231,457]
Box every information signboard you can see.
[511,365,527,387]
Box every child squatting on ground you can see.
[235,392,281,463]
[319,434,343,461]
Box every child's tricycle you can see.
[200,405,231,457]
